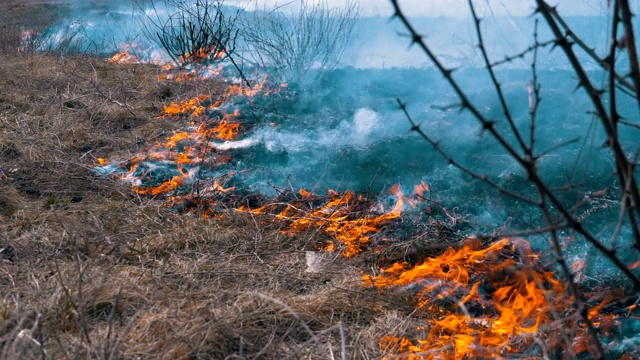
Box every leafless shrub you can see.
[137,0,240,67]
[242,0,359,85]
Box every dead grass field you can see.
[0,5,421,359]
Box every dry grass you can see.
[0,23,416,359]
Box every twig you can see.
[546,4,636,94]
[397,99,540,207]
[468,0,528,154]
[528,19,542,157]
[619,119,640,129]
[534,137,581,161]
[490,38,555,68]
[537,189,605,359]
[103,286,122,359]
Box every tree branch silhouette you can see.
[389,0,640,356]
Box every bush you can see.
[138,0,240,67]
[242,0,359,85]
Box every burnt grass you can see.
[0,5,455,359]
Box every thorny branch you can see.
[528,19,542,157]
[490,38,555,68]
[396,99,540,207]
[390,0,640,356]
[535,0,640,251]
[545,4,636,95]
[467,0,528,154]
[390,0,640,288]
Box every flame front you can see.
[236,186,413,258]
[364,237,620,359]
[94,47,635,359]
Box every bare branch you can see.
[390,0,640,289]
[620,119,640,129]
[528,19,542,157]
[468,0,528,154]
[534,137,581,161]
[536,0,640,255]
[397,99,540,207]
[490,38,555,68]
[242,0,359,84]
[546,4,636,94]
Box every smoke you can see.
[353,108,380,140]
[227,0,615,18]
[53,1,638,271]
[211,107,382,155]
[41,1,614,68]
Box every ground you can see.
[0,2,417,358]
[4,2,638,359]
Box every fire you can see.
[134,167,196,196]
[238,187,406,258]
[364,237,621,359]
[205,109,241,140]
[109,52,133,64]
[209,119,240,140]
[179,48,226,64]
[99,54,283,214]
[96,46,636,360]
[227,80,267,98]
[108,43,145,64]
[413,180,430,199]
[210,178,235,193]
[299,189,313,199]
[162,95,210,117]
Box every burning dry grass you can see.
[2,10,638,358]
[0,48,411,358]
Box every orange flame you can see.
[364,237,620,359]
[210,179,235,193]
[179,48,226,64]
[94,52,633,359]
[134,167,195,196]
[108,44,142,64]
[162,95,210,117]
[238,188,404,258]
